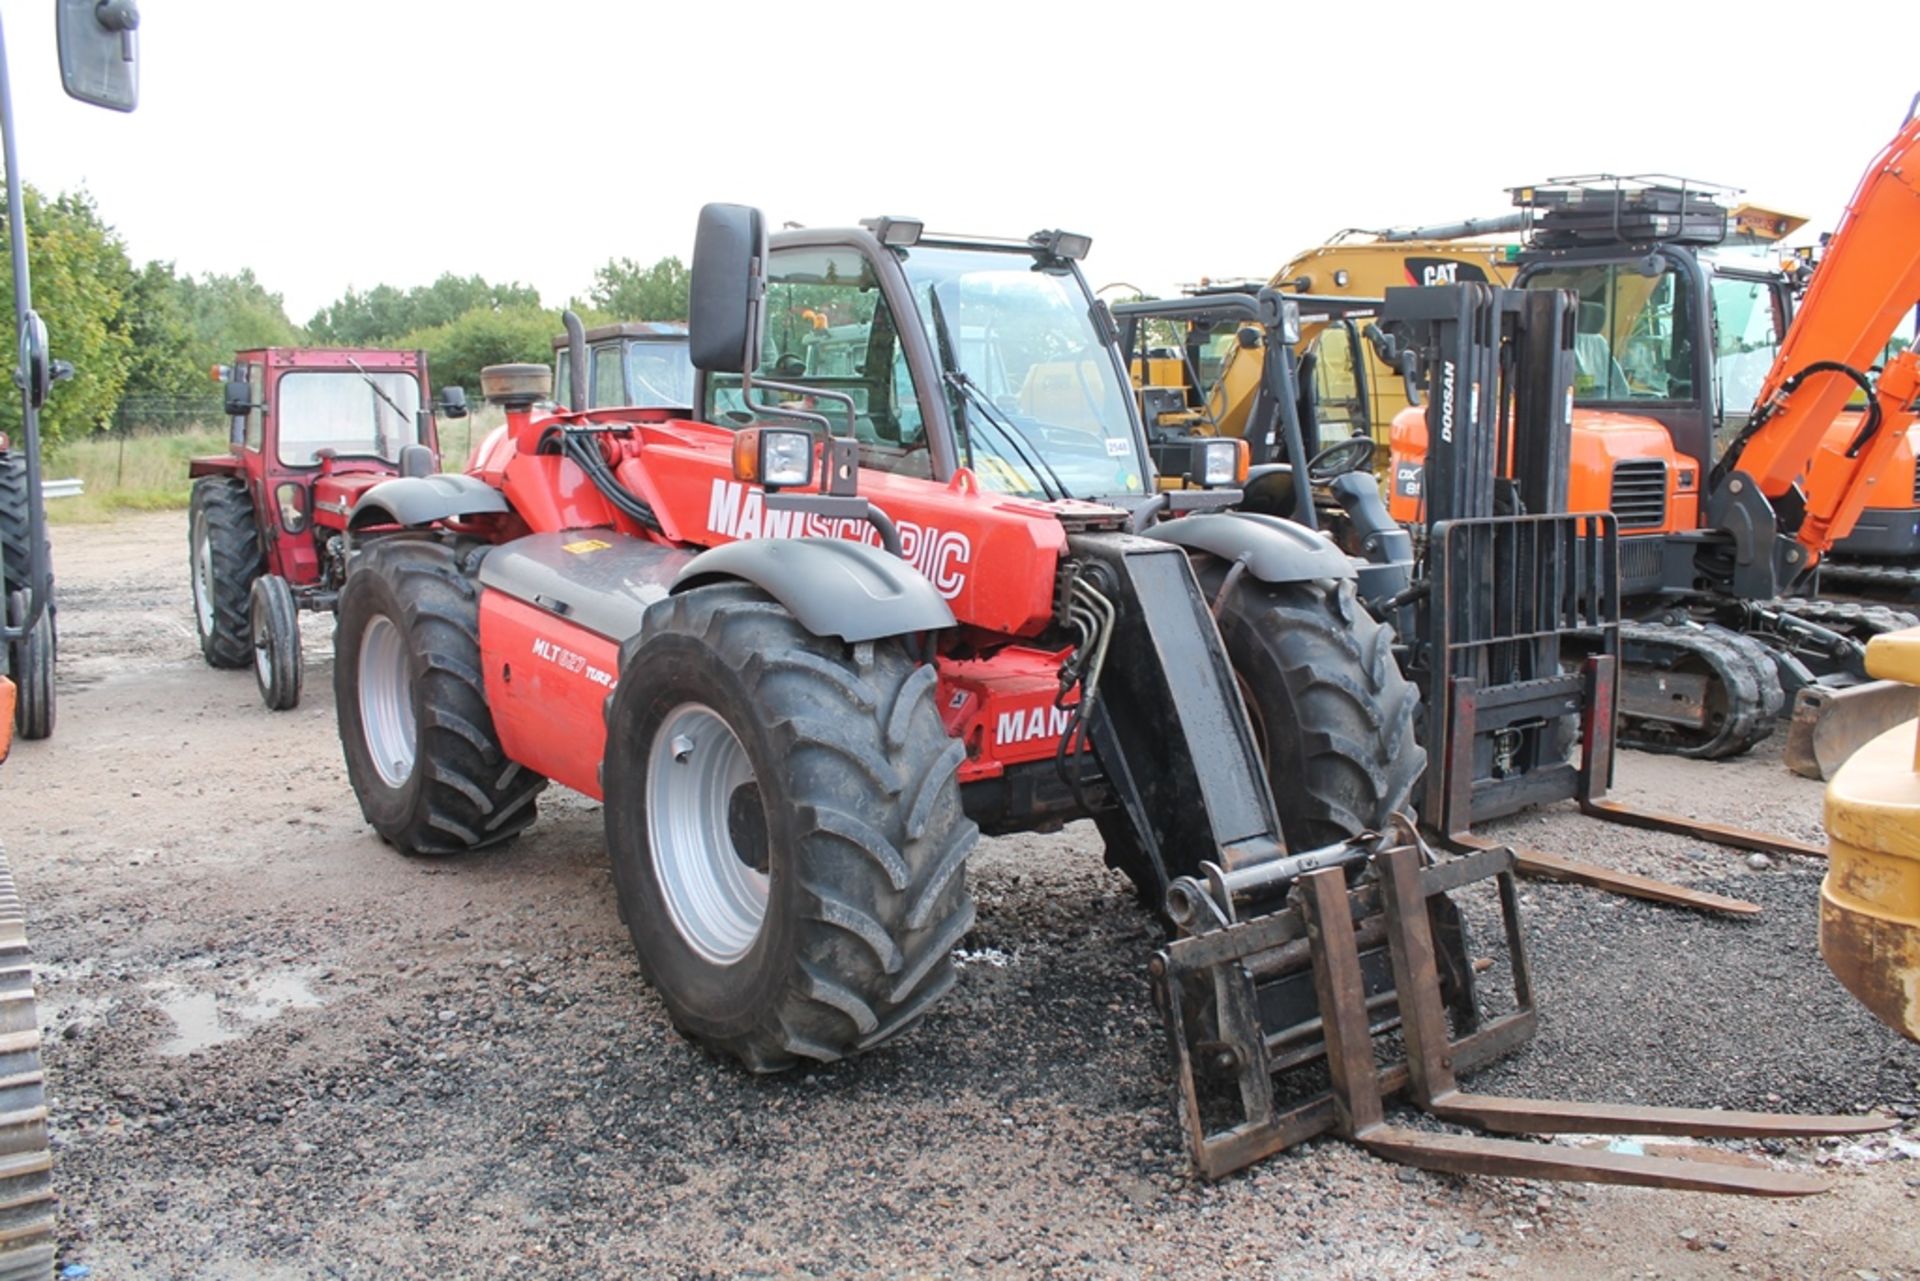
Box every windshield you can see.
[1527,261,1696,402]
[275,370,422,467]
[897,244,1146,500]
[625,340,696,408]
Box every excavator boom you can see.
[1721,111,1920,566]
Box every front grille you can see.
[1910,460,1920,505]
[1610,459,1668,530]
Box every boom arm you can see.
[1715,110,1920,568]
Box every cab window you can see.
[243,361,265,452]
[1709,275,1784,448]
[1529,262,1696,402]
[590,343,625,407]
[704,246,929,479]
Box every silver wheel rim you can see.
[252,589,273,685]
[358,614,416,787]
[191,523,214,636]
[646,702,767,964]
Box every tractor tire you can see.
[334,537,546,856]
[189,476,264,670]
[1210,572,1425,850]
[5,591,52,743]
[0,846,55,1281]
[0,452,42,596]
[249,575,302,712]
[603,583,977,1072]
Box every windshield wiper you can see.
[945,370,1073,502]
[346,356,416,454]
[925,287,1072,501]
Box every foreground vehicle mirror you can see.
[689,203,767,375]
[17,313,50,410]
[57,0,140,112]
[437,386,468,419]
[732,427,814,491]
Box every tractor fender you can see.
[348,474,510,531]
[671,539,956,643]
[1146,511,1355,584]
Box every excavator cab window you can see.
[1708,273,1785,450]
[1528,262,1696,402]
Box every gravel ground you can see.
[4,510,1918,1280]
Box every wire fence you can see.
[111,394,225,436]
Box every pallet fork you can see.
[1384,285,1823,915]
[1153,823,1891,1187]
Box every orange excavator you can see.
[1385,106,1920,759]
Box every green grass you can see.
[40,406,508,524]
[45,427,230,524]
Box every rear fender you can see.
[348,474,510,531]
[1146,511,1355,585]
[671,538,955,643]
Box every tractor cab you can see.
[552,321,695,411]
[186,347,469,711]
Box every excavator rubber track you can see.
[1812,560,1920,598]
[0,847,52,1281]
[1608,621,1784,759]
[1768,596,1920,645]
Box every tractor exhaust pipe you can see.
[562,309,588,414]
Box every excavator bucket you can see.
[1785,679,1920,781]
[1820,629,1920,1041]
[1153,829,1891,1190]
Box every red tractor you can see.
[325,207,1877,1191]
[186,348,467,709]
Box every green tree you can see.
[399,303,558,395]
[586,256,689,322]
[178,268,303,358]
[0,186,134,445]
[309,273,543,346]
[122,260,206,399]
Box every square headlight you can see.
[1199,439,1239,487]
[732,427,815,490]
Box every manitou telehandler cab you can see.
[324,204,1883,1194]
[186,348,467,710]
[550,318,693,412]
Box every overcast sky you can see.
[7,1,1915,324]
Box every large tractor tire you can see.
[5,591,52,743]
[0,846,56,1281]
[0,452,41,595]
[1209,572,1424,850]
[188,477,265,670]
[603,583,977,1072]
[334,538,546,855]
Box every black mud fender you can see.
[348,475,510,531]
[1146,511,1355,584]
[672,539,956,643]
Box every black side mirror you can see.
[689,203,767,375]
[223,378,254,418]
[16,312,50,410]
[57,0,140,112]
[437,386,469,419]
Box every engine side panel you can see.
[480,591,621,799]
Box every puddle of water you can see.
[150,967,328,1057]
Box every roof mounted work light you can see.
[1029,229,1093,261]
[861,216,925,248]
